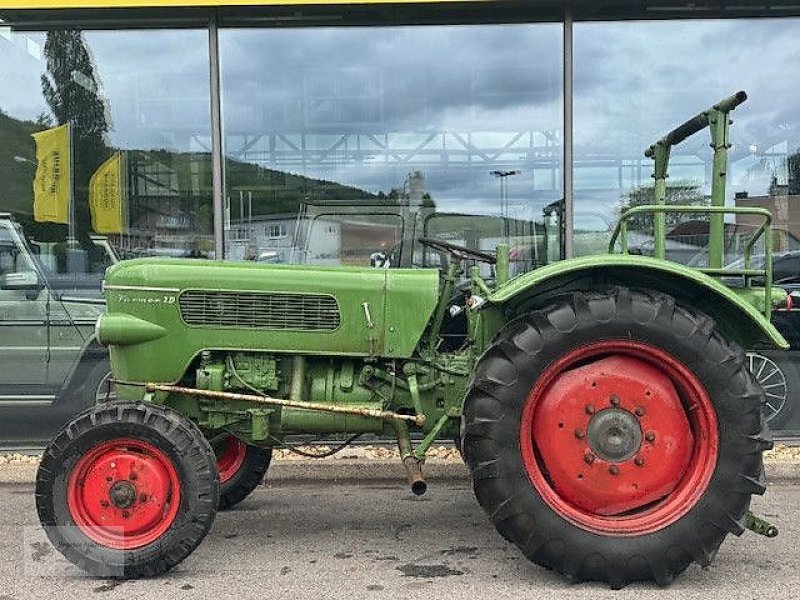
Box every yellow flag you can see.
[32,123,71,224]
[89,152,126,234]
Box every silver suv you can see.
[0,214,114,449]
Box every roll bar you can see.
[644,91,747,157]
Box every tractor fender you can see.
[487,254,788,351]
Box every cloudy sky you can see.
[1,17,799,225]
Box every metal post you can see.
[651,143,671,260]
[67,121,75,243]
[708,108,729,270]
[563,10,574,259]
[208,11,225,260]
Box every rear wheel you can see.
[214,435,272,510]
[463,287,770,588]
[36,403,219,578]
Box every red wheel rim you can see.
[520,340,719,536]
[67,438,181,549]
[215,436,247,484]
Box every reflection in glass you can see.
[574,18,800,433]
[575,18,800,266]
[0,27,213,267]
[0,26,212,445]
[220,24,564,270]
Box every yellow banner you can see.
[31,123,71,225]
[89,152,126,234]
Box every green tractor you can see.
[36,92,784,587]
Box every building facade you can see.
[1,0,800,437]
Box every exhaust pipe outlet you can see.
[403,456,427,496]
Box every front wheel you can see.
[214,436,272,510]
[36,403,219,578]
[463,288,770,588]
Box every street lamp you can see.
[490,169,521,238]
[13,155,37,167]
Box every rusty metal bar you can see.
[144,382,425,425]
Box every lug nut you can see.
[584,452,596,464]
[609,465,620,475]
[139,494,148,503]
[634,456,645,467]
[100,500,109,508]
[121,510,130,518]
[585,404,595,415]
[634,406,645,417]
[645,431,656,443]
[610,396,620,407]
[574,429,586,440]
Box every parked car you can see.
[725,252,800,429]
[0,213,114,448]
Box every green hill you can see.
[0,110,382,236]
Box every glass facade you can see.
[574,19,800,432]
[0,6,798,441]
[220,24,563,271]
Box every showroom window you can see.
[0,27,214,272]
[574,18,800,262]
[574,18,800,434]
[219,23,564,271]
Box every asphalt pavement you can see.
[1,480,798,600]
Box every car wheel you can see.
[747,351,800,430]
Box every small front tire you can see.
[36,402,219,578]
[214,435,272,510]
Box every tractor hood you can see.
[100,258,440,384]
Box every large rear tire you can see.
[214,435,272,510]
[36,403,219,578]
[462,287,770,588]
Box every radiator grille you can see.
[179,290,340,331]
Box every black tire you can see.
[36,402,219,578]
[216,439,272,510]
[747,350,800,430]
[83,361,115,403]
[462,287,770,589]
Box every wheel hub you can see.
[215,436,247,484]
[108,480,137,509]
[66,439,181,550]
[531,353,695,516]
[587,408,642,463]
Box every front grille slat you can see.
[179,291,340,331]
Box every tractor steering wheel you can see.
[418,237,497,265]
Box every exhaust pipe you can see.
[402,456,427,496]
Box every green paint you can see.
[488,253,787,350]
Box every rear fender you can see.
[487,254,788,350]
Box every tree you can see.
[788,150,800,196]
[619,181,707,232]
[41,30,108,140]
[769,149,800,196]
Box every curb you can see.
[1,459,798,486]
